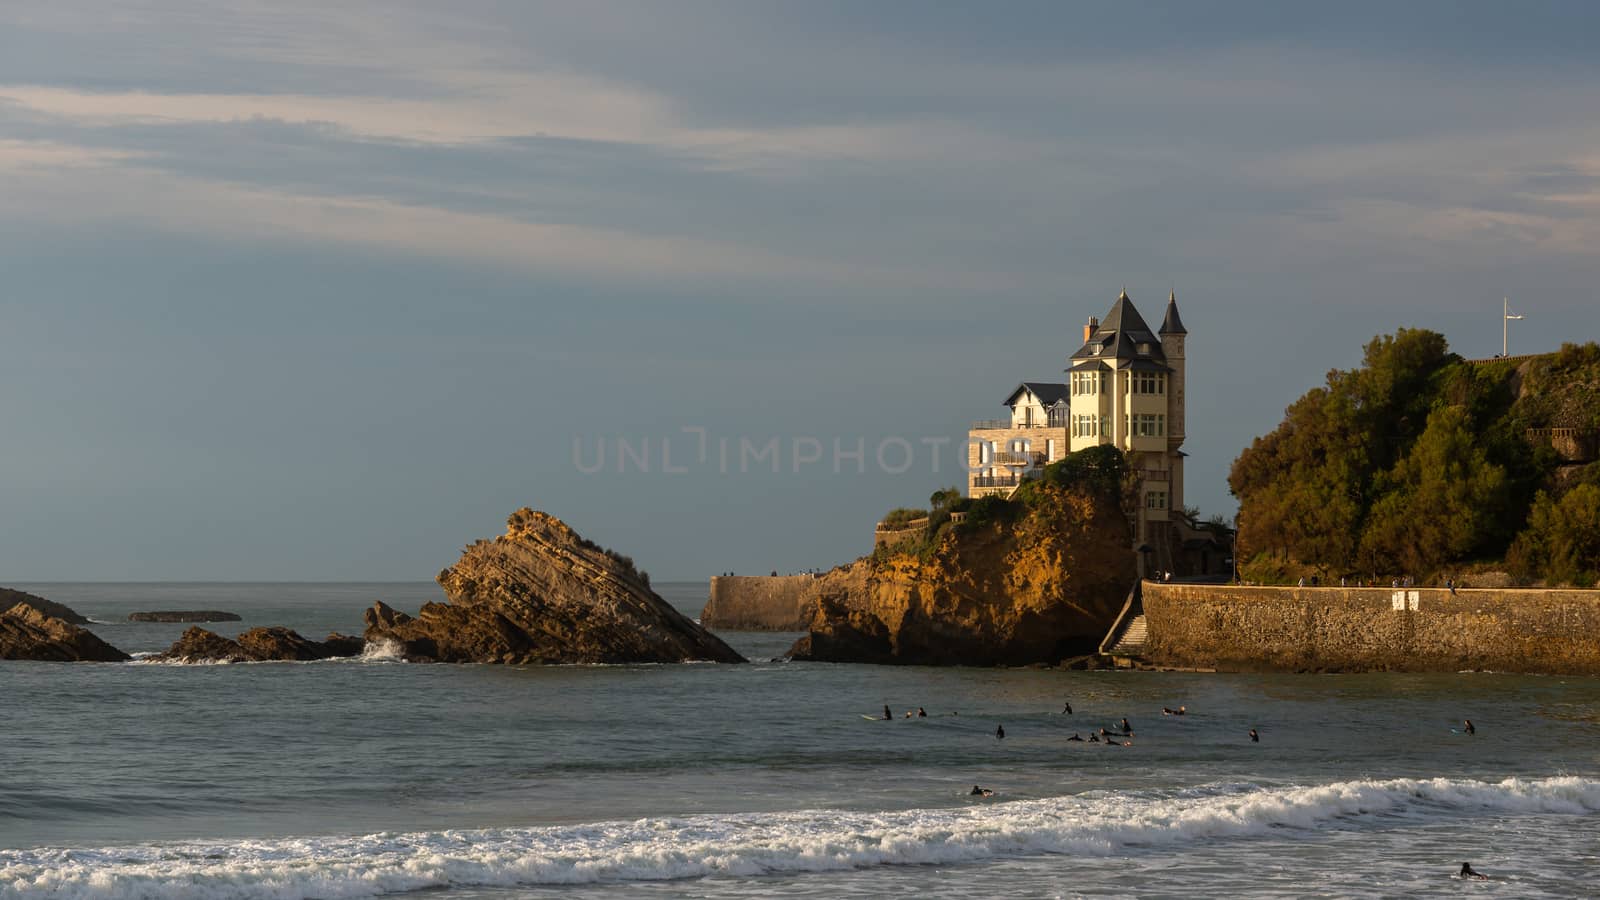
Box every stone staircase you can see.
[1106,614,1148,657]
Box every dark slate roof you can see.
[1126,358,1173,372]
[1160,290,1188,335]
[1070,289,1166,364]
[1003,381,1069,408]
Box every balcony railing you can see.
[995,451,1047,467]
[972,474,1023,488]
[971,420,1064,431]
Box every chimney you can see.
[1083,316,1098,343]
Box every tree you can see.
[1356,405,1508,574]
[1508,483,1600,587]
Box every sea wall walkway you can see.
[1142,582,1600,674]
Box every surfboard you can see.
[861,715,887,721]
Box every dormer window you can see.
[1090,342,1103,355]
[1138,343,1152,355]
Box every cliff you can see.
[0,587,90,625]
[366,508,745,664]
[789,456,1136,666]
[1,602,130,662]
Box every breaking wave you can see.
[4,776,1597,899]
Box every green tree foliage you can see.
[1356,406,1508,574]
[1231,329,1599,582]
[1507,483,1600,587]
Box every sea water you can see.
[3,582,1599,898]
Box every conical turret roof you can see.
[1160,290,1187,335]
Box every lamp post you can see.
[1503,297,1524,357]
[1231,515,1240,585]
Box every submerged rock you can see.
[0,602,130,662]
[127,610,242,623]
[156,626,364,663]
[365,508,745,664]
[788,473,1137,666]
[0,587,90,625]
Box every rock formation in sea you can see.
[788,455,1137,666]
[0,587,90,625]
[364,508,745,664]
[156,626,364,663]
[127,610,242,623]
[0,602,130,662]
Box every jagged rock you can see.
[322,633,366,657]
[237,627,335,661]
[1,587,90,625]
[156,626,364,662]
[127,610,241,623]
[160,627,254,663]
[366,508,745,664]
[788,479,1137,666]
[0,602,130,662]
[362,601,414,631]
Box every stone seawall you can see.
[701,575,818,631]
[1142,582,1600,674]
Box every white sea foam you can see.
[4,776,1597,899]
[357,638,406,663]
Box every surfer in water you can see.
[1463,719,1475,735]
[918,707,927,718]
[1062,701,1073,715]
[1163,706,1187,716]
[1249,728,1260,742]
[1119,718,1132,734]
[883,704,892,720]
[1067,733,1084,741]
[970,785,994,797]
[995,724,1006,740]
[1089,733,1100,743]
[1459,863,1488,880]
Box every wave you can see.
[4,776,1597,899]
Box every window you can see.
[1132,372,1166,395]
[1074,414,1101,438]
[1146,491,1168,510]
[1129,414,1165,437]
[1046,439,1056,459]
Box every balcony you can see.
[971,420,1063,431]
[972,474,1023,488]
[995,451,1047,467]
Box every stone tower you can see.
[1159,290,1187,518]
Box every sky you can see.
[2,1,1598,581]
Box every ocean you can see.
[3,582,1599,899]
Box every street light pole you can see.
[1503,297,1524,357]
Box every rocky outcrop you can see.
[128,610,241,623]
[1,602,130,662]
[156,626,364,663]
[788,480,1136,666]
[1,588,90,625]
[365,509,745,664]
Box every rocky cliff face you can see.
[365,509,745,664]
[156,626,364,663]
[0,587,90,625]
[788,482,1135,666]
[1,602,130,662]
